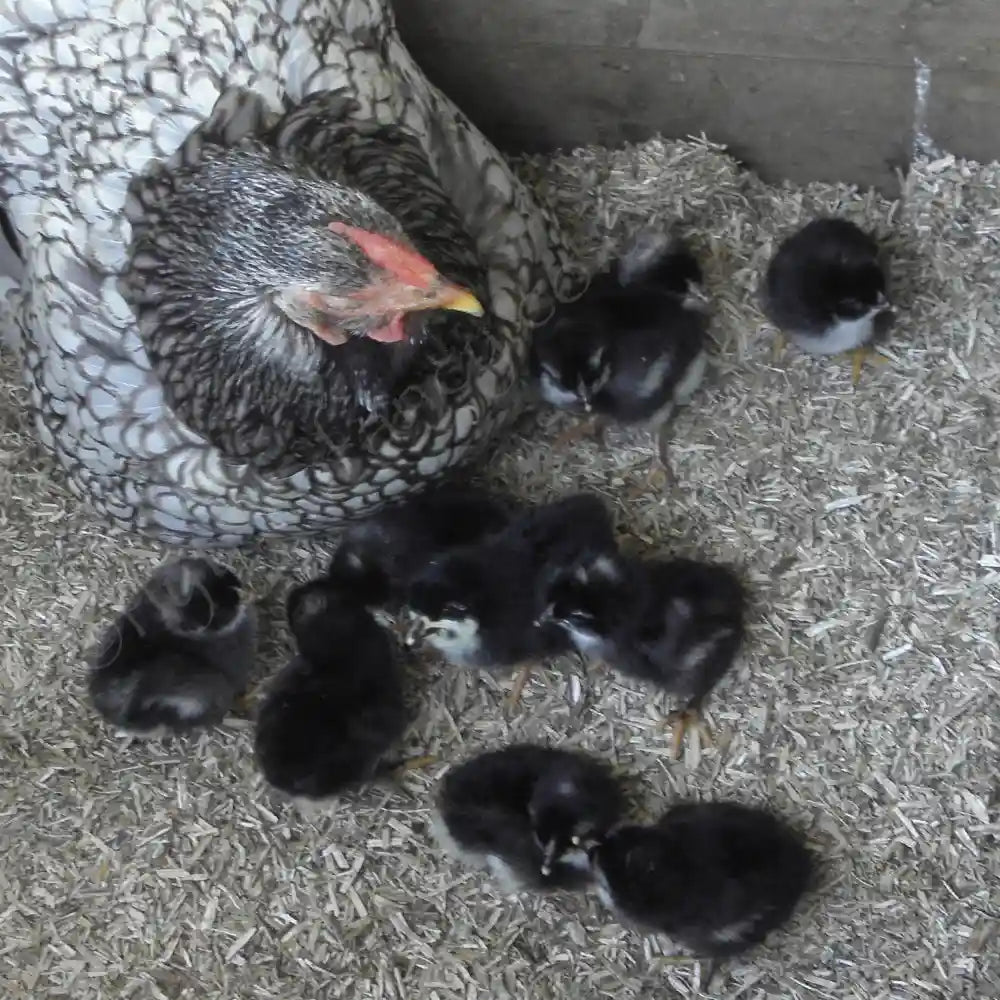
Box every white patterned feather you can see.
[0,0,583,544]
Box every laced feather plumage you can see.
[0,0,584,545]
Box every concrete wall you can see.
[396,0,1000,193]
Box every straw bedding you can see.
[1,139,998,1000]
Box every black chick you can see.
[762,217,895,384]
[254,578,418,802]
[87,558,256,736]
[538,551,745,757]
[531,229,709,474]
[403,493,620,704]
[326,484,514,611]
[432,744,625,893]
[589,801,814,963]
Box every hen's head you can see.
[272,220,483,347]
[127,145,484,356]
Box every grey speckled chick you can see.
[762,217,895,384]
[87,558,256,736]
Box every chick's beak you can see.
[540,838,559,877]
[432,283,485,317]
[403,615,426,648]
[534,603,555,628]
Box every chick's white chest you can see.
[563,624,607,657]
[424,616,484,665]
[671,347,708,404]
[539,370,584,408]
[793,310,878,355]
[592,862,618,910]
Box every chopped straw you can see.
[1,137,998,999]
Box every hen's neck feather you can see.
[121,141,417,468]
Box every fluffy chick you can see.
[254,578,412,801]
[403,493,619,700]
[432,744,625,893]
[762,217,894,384]
[326,484,514,611]
[538,551,745,757]
[87,558,256,736]
[531,228,709,472]
[589,801,814,963]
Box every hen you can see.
[0,1,583,544]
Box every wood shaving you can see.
[0,138,998,998]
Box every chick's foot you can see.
[844,345,888,386]
[627,426,674,498]
[772,330,787,361]
[553,417,606,450]
[389,754,438,776]
[663,707,714,760]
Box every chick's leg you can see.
[772,330,786,361]
[233,682,261,716]
[505,661,535,709]
[651,418,678,488]
[629,411,676,497]
[387,754,438,776]
[663,699,714,760]
[844,345,889,386]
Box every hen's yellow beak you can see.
[435,285,485,317]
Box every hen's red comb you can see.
[329,222,438,289]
